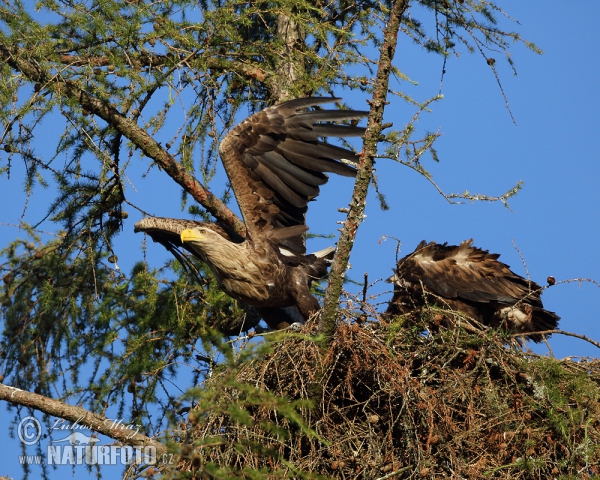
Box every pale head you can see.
[179,227,230,259]
[180,226,248,269]
[180,227,214,245]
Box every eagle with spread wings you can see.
[135,98,366,331]
[386,240,560,342]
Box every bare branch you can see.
[318,0,410,342]
[512,330,600,351]
[0,384,167,455]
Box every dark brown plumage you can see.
[386,239,560,342]
[135,98,366,331]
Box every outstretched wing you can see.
[396,240,542,307]
[219,97,367,253]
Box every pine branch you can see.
[318,0,410,342]
[57,53,267,82]
[0,42,245,236]
[0,384,167,455]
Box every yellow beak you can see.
[180,229,203,243]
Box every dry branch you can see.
[0,384,167,455]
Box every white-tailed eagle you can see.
[386,240,559,342]
[135,98,366,330]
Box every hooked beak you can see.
[180,229,203,243]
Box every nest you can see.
[164,310,600,479]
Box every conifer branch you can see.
[0,384,167,455]
[0,42,245,236]
[318,0,410,342]
[57,53,267,82]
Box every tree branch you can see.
[57,52,267,82]
[513,330,600,351]
[318,0,410,342]
[0,42,245,235]
[0,384,167,455]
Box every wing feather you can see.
[270,96,340,113]
[277,139,361,171]
[399,240,539,306]
[287,125,367,142]
[260,151,328,186]
[219,97,367,252]
[249,159,314,208]
[257,161,320,199]
[274,145,358,177]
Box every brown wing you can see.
[391,239,560,341]
[218,97,367,253]
[396,240,543,307]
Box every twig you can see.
[375,464,414,479]
[512,330,600,350]
[511,238,531,283]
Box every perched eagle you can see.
[135,97,367,331]
[386,240,560,342]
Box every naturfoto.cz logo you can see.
[17,416,174,466]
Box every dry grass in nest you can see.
[165,310,600,479]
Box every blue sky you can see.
[1,2,600,478]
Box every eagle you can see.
[135,97,367,331]
[386,239,560,342]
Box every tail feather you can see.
[304,246,335,282]
[532,307,560,331]
[311,246,335,259]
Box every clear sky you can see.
[1,2,599,477]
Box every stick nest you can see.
[168,312,600,479]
